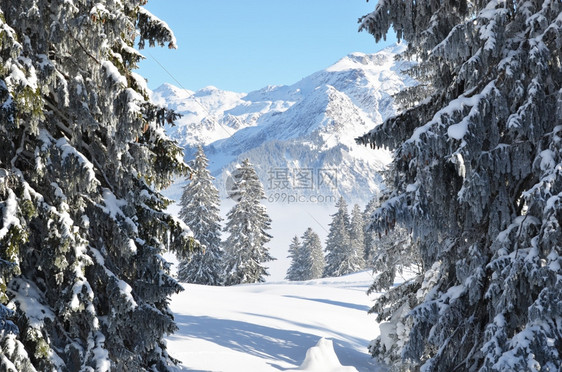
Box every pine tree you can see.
[0,1,195,370]
[357,0,562,370]
[324,197,351,277]
[223,159,274,285]
[287,228,325,281]
[323,198,354,277]
[177,145,223,285]
[301,227,325,280]
[349,204,366,270]
[285,236,306,281]
[363,196,379,263]
[324,199,365,278]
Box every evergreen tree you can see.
[363,196,379,263]
[349,204,366,269]
[0,1,195,370]
[324,197,351,277]
[324,197,363,277]
[301,227,325,280]
[358,0,562,370]
[324,198,365,277]
[286,228,325,281]
[177,145,223,285]
[285,236,306,281]
[223,159,274,285]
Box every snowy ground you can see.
[166,271,384,371]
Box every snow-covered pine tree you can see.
[301,227,325,280]
[324,197,363,277]
[349,204,366,270]
[324,197,351,277]
[285,236,306,281]
[0,214,35,371]
[362,196,379,263]
[286,228,325,281]
[0,1,195,370]
[177,145,223,285]
[357,0,562,370]
[223,159,274,285]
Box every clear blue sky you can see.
[137,1,396,93]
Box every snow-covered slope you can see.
[154,44,415,203]
[167,271,383,371]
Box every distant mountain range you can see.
[152,44,415,204]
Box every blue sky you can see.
[138,1,396,93]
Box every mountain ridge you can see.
[153,44,415,203]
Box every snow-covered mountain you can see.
[152,44,415,203]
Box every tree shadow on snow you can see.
[281,295,370,312]
[170,314,381,371]
[241,312,379,371]
[170,314,319,367]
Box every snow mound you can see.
[289,338,358,372]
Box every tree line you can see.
[178,148,421,287]
[285,192,422,283]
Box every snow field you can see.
[166,271,383,371]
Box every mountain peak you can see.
[194,85,221,96]
[326,46,403,73]
[153,82,193,96]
